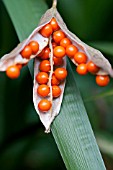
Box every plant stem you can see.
[49,36,53,116]
[52,0,57,8]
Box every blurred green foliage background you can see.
[0,0,113,169]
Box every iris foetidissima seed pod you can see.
[0,0,113,133]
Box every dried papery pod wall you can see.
[0,0,113,132]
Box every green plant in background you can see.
[0,0,113,170]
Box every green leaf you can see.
[85,88,113,102]
[52,60,106,170]
[3,0,48,41]
[89,42,113,56]
[3,0,106,169]
[96,132,113,158]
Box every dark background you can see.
[0,0,113,169]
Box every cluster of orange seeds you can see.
[6,41,39,79]
[39,18,110,87]
[34,18,68,112]
[35,60,67,112]
[5,18,110,112]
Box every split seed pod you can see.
[0,0,113,132]
[0,34,48,71]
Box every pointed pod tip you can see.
[45,127,51,133]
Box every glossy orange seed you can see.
[66,44,78,58]
[53,46,66,58]
[50,18,60,31]
[53,56,63,66]
[74,52,87,64]
[37,84,50,97]
[52,85,61,98]
[51,74,60,85]
[6,65,20,79]
[40,24,53,37]
[60,38,71,48]
[76,64,88,75]
[40,47,50,60]
[39,60,51,72]
[38,99,51,112]
[16,64,23,70]
[53,30,65,43]
[96,75,110,87]
[36,72,49,84]
[54,68,67,80]
[29,41,39,54]
[21,45,32,59]
[87,61,100,74]
[37,48,45,57]
[52,42,57,49]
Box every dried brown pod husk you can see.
[38,0,113,77]
[33,37,66,133]
[0,0,113,133]
[0,27,49,71]
[33,0,113,132]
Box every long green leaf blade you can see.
[3,0,106,169]
[3,0,48,41]
[52,60,106,170]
